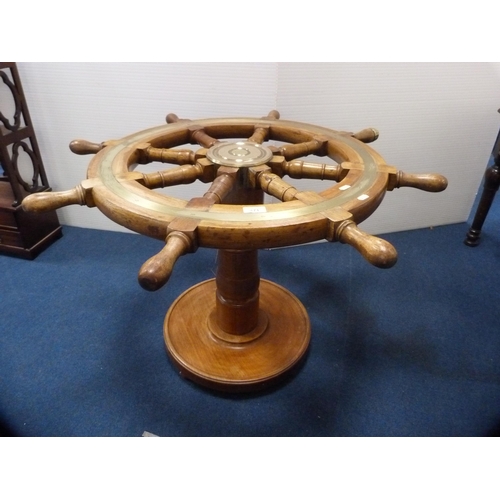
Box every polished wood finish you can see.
[138,231,193,291]
[336,221,398,268]
[22,110,447,391]
[387,171,449,192]
[0,62,61,259]
[214,249,261,335]
[164,278,310,392]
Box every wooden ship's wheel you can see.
[23,111,447,392]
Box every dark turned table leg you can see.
[465,127,500,247]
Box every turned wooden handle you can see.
[69,139,104,155]
[337,222,398,268]
[138,232,193,291]
[258,171,298,201]
[166,113,180,123]
[352,128,379,143]
[264,110,280,120]
[395,172,448,192]
[22,186,86,213]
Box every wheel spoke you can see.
[69,139,107,155]
[166,112,220,148]
[257,170,299,202]
[387,170,448,192]
[139,154,218,189]
[263,110,280,120]
[247,110,280,144]
[280,160,349,182]
[248,126,270,144]
[165,113,191,124]
[140,146,198,165]
[201,167,238,204]
[334,220,398,268]
[275,137,328,160]
[139,164,205,189]
[351,128,379,144]
[190,126,220,148]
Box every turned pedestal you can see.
[164,249,310,392]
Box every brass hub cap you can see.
[206,141,273,168]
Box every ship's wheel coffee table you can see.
[23,111,447,392]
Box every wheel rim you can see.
[89,116,388,248]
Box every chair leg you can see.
[465,129,500,247]
[465,160,500,246]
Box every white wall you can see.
[276,62,500,235]
[15,62,500,237]
[16,62,278,232]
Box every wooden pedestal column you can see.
[163,248,311,392]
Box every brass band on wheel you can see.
[206,141,274,168]
[90,118,387,231]
[21,112,447,279]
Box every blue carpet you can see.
[1,218,500,436]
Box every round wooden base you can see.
[164,278,310,392]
